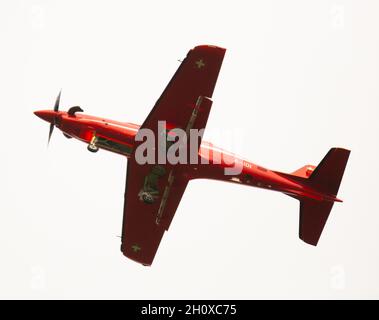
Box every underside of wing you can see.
[141,45,226,135]
[121,159,188,266]
[120,45,226,265]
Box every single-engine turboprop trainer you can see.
[35,45,350,266]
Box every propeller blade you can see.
[48,123,54,145]
[54,90,61,112]
[48,90,61,145]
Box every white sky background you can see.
[0,0,378,299]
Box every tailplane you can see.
[296,148,350,245]
[299,199,334,245]
[308,148,351,196]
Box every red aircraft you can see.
[34,45,350,266]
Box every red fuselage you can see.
[34,110,341,203]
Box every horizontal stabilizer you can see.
[298,148,350,245]
[309,148,350,196]
[299,199,334,245]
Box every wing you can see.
[120,45,226,265]
[121,159,188,265]
[141,45,226,135]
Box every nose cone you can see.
[34,110,56,123]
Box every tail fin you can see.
[299,148,350,245]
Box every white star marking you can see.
[195,59,205,69]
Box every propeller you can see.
[48,90,61,145]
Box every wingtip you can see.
[194,44,226,52]
[121,245,153,266]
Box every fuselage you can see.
[34,110,340,203]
